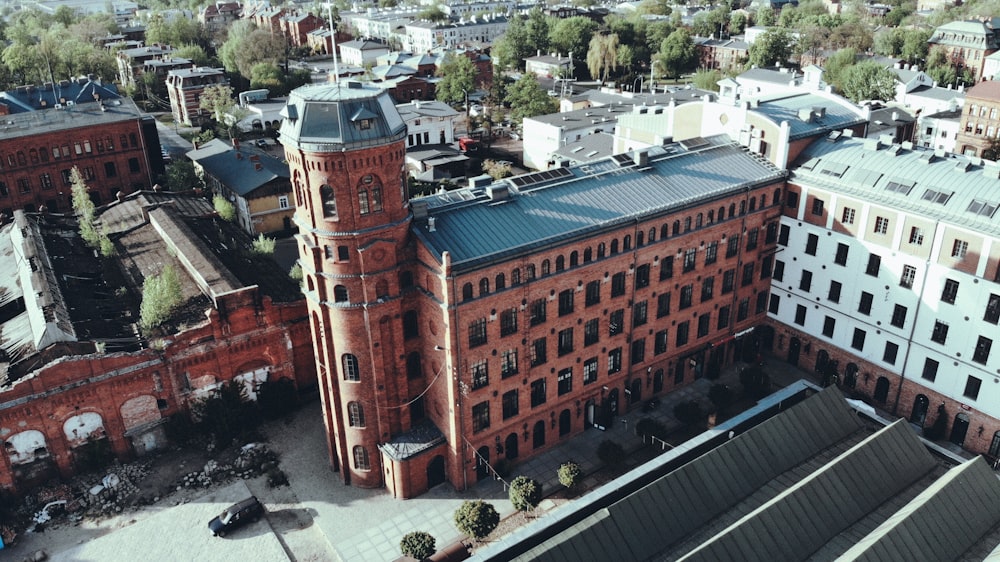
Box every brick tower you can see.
[280,83,409,487]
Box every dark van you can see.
[208,496,264,537]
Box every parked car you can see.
[255,138,268,148]
[208,496,264,537]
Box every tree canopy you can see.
[840,61,897,103]
[435,53,476,105]
[548,17,597,61]
[656,28,696,79]
[747,29,794,68]
[505,74,557,124]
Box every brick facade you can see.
[0,292,316,495]
[0,102,161,217]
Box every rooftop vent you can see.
[634,151,648,167]
[901,141,914,150]
[955,160,972,172]
[427,216,436,232]
[487,184,510,201]
[879,133,894,146]
[864,139,881,151]
[984,165,1000,179]
[411,200,428,220]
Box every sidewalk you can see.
[264,356,825,562]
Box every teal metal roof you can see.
[412,136,785,273]
[279,82,406,151]
[751,92,868,140]
[791,136,1000,236]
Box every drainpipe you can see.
[624,217,641,408]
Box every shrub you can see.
[139,264,183,332]
[635,418,669,440]
[673,400,704,424]
[289,262,303,282]
[213,194,236,222]
[454,500,500,541]
[266,468,288,488]
[597,440,625,468]
[257,377,298,419]
[739,365,771,398]
[251,233,276,256]
[557,461,582,489]
[509,475,542,512]
[400,531,436,560]
[192,381,261,448]
[708,384,733,410]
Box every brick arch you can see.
[234,361,271,401]
[120,395,160,430]
[62,412,106,445]
[4,429,48,464]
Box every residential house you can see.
[116,44,175,90]
[928,19,1000,82]
[340,39,392,67]
[955,80,1000,156]
[282,11,325,48]
[694,37,749,73]
[525,52,573,79]
[187,138,294,235]
[166,67,229,127]
[915,107,962,152]
[199,1,243,34]
[889,63,966,115]
[403,15,508,52]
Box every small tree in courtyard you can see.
[558,461,582,490]
[509,475,543,512]
[454,500,499,542]
[400,531,436,560]
[214,194,236,222]
[597,440,625,468]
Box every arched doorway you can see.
[505,433,519,460]
[629,379,642,406]
[427,455,446,488]
[910,395,929,426]
[874,376,890,404]
[950,413,970,446]
[673,361,684,384]
[585,399,597,429]
[815,350,830,374]
[989,431,1000,459]
[653,369,664,394]
[608,389,619,418]
[476,446,490,481]
[533,421,545,449]
[844,363,859,389]
[788,337,801,366]
[757,325,775,351]
[559,409,571,436]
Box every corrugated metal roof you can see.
[414,137,785,272]
[280,83,406,149]
[188,146,290,197]
[791,136,1000,236]
[750,92,868,140]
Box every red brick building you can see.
[0,193,315,494]
[0,98,163,217]
[282,83,784,498]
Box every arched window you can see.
[342,354,360,381]
[773,188,782,206]
[320,185,337,218]
[555,255,565,271]
[660,224,668,239]
[406,352,422,379]
[649,228,656,243]
[684,217,691,232]
[728,203,736,218]
[610,240,619,254]
[353,445,370,470]
[708,210,715,223]
[624,235,632,250]
[479,278,490,296]
[695,213,703,228]
[403,311,419,339]
[462,283,474,301]
[583,248,592,263]
[844,363,858,389]
[739,200,747,215]
[570,251,579,267]
[749,197,757,212]
[636,232,644,247]
[541,259,551,275]
[307,276,315,292]
[718,206,725,220]
[672,221,680,235]
[597,243,606,258]
[334,285,349,303]
[526,264,536,280]
[495,273,506,291]
[511,269,521,285]
[348,401,365,427]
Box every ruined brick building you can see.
[0,192,315,494]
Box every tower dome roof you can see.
[279,82,406,150]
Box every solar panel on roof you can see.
[509,167,571,189]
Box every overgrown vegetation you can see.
[256,378,298,420]
[453,500,500,541]
[139,264,183,332]
[557,461,582,490]
[635,418,669,441]
[191,381,261,449]
[70,167,114,257]
[400,531,437,560]
[213,195,236,222]
[251,233,276,256]
[596,440,625,468]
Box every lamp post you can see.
[650,60,661,94]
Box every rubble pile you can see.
[173,443,280,491]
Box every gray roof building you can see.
[279,82,406,151]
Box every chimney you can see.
[428,216,436,232]
[892,111,899,121]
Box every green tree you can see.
[525,8,550,53]
[192,380,259,448]
[730,12,748,35]
[692,68,723,91]
[505,74,557,124]
[747,28,794,68]
[823,48,857,92]
[173,44,212,67]
[586,33,619,82]
[548,16,597,61]
[199,84,246,138]
[251,233,276,256]
[144,13,207,49]
[400,531,436,560]
[453,500,500,541]
[250,62,287,95]
[840,61,898,102]
[482,159,512,180]
[756,5,776,27]
[509,476,543,512]
[492,16,532,71]
[70,166,103,249]
[139,264,183,332]
[214,195,236,222]
[557,461,582,489]
[657,28,696,79]
[418,5,448,22]
[435,53,476,105]
[901,28,931,65]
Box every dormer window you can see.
[359,119,372,130]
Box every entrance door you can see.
[673,362,684,385]
[653,369,664,394]
[559,409,571,436]
[950,413,970,446]
[629,379,642,406]
[874,377,890,404]
[608,389,619,418]
[505,433,519,460]
[427,455,446,488]
[532,421,545,449]
[910,395,929,426]
[989,431,1000,459]
[476,446,490,481]
[788,337,801,366]
[586,400,597,429]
